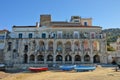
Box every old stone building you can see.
[4,15,107,67]
[0,30,9,63]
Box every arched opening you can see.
[48,41,53,51]
[56,55,62,61]
[74,41,79,51]
[47,55,53,61]
[39,41,45,51]
[93,41,100,51]
[111,57,117,65]
[93,55,100,63]
[75,55,81,61]
[65,55,72,61]
[84,55,90,61]
[84,40,89,50]
[29,54,35,62]
[23,54,28,63]
[65,41,71,51]
[57,41,62,51]
[37,55,44,61]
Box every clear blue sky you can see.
[0,0,120,31]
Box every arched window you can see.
[84,55,90,61]
[23,54,28,63]
[37,55,44,61]
[93,55,100,63]
[75,55,81,61]
[47,55,53,61]
[56,55,62,61]
[84,22,88,26]
[30,54,35,61]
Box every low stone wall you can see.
[12,64,48,70]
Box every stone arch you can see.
[93,55,100,63]
[48,41,53,50]
[65,55,72,61]
[56,55,62,61]
[83,40,89,50]
[65,41,71,51]
[23,54,28,63]
[39,40,45,46]
[93,41,100,51]
[29,54,35,61]
[39,40,45,50]
[37,55,44,61]
[47,55,53,61]
[57,41,63,51]
[74,41,79,50]
[84,54,90,61]
[75,55,81,61]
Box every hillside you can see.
[102,28,120,43]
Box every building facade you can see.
[0,30,9,63]
[4,15,107,67]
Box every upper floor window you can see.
[57,31,62,38]
[24,45,28,51]
[19,33,22,38]
[42,33,46,38]
[90,32,95,39]
[74,31,79,38]
[84,22,88,26]
[29,33,33,38]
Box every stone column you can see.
[62,55,65,64]
[81,55,84,63]
[28,55,30,63]
[72,40,74,52]
[90,56,93,63]
[45,40,48,50]
[72,55,74,64]
[44,54,47,64]
[62,41,65,64]
[53,54,56,64]
[35,56,37,63]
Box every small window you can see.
[84,22,88,26]
[24,45,28,51]
[19,33,22,38]
[42,33,46,38]
[8,42,12,51]
[29,33,32,38]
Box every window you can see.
[42,33,46,38]
[84,22,88,26]
[8,42,12,51]
[29,33,32,38]
[0,36,5,39]
[74,31,79,38]
[24,45,28,51]
[57,31,62,38]
[19,33,22,38]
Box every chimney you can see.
[36,22,39,28]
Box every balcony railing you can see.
[8,33,105,39]
[65,48,72,51]
[48,47,53,51]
